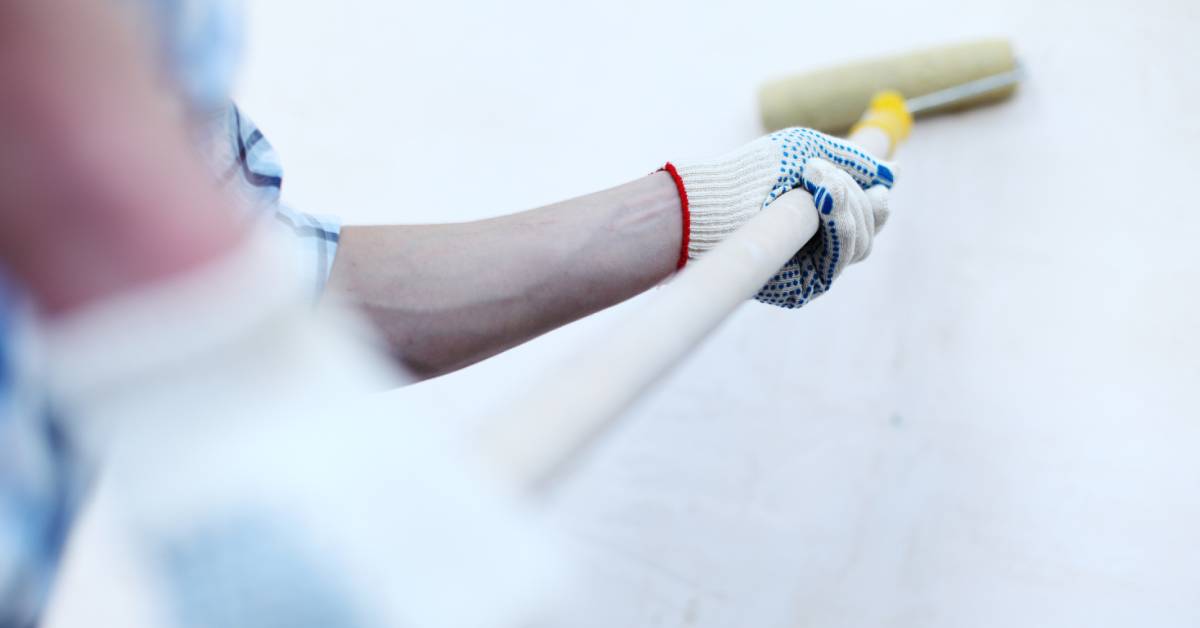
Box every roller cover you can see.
[759,39,1017,133]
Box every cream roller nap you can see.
[760,38,1018,133]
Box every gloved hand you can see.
[663,127,895,308]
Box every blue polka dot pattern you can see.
[756,128,893,309]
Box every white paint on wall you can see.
[50,0,1200,625]
[234,0,1200,625]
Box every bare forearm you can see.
[326,172,682,378]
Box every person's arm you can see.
[327,126,897,382]
[327,123,895,381]
[325,172,683,379]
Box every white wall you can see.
[136,0,1200,625]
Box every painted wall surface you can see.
[51,0,1200,626]
[244,1,1198,625]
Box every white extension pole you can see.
[481,129,893,491]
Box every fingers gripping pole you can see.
[481,127,894,492]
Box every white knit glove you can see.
[663,127,895,308]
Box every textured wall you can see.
[53,0,1200,625]
[239,1,1200,625]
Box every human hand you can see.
[664,127,894,307]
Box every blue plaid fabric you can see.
[0,286,77,628]
[0,4,341,625]
[204,103,341,296]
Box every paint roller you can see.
[760,38,1020,134]
[481,39,1023,491]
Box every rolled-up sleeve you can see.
[270,206,341,298]
[214,104,342,299]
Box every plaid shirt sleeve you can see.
[212,104,342,297]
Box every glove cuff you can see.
[673,143,779,262]
[660,162,691,270]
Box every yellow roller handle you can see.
[848,90,913,158]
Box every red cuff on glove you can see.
[660,162,690,270]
